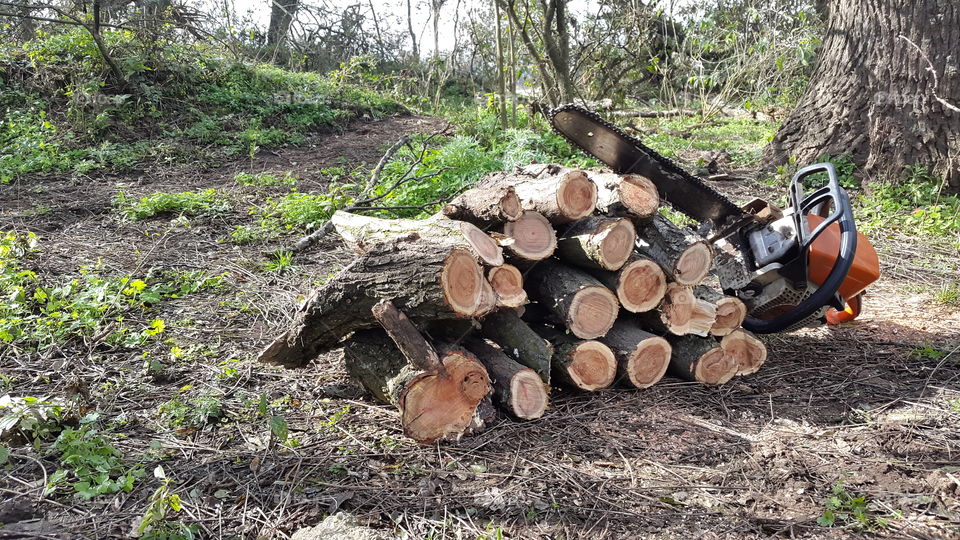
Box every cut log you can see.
[720,329,767,375]
[599,318,672,388]
[442,184,522,226]
[687,299,718,337]
[635,283,696,336]
[586,171,660,219]
[487,264,527,308]
[587,255,666,313]
[480,310,553,384]
[532,325,617,391]
[512,167,597,224]
[343,329,491,443]
[501,211,557,261]
[463,338,548,420]
[636,214,713,286]
[695,285,747,336]
[257,240,496,366]
[556,216,637,271]
[331,211,504,267]
[668,336,738,386]
[526,260,620,339]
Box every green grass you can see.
[115,189,232,220]
[635,115,777,166]
[235,171,298,187]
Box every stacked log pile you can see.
[259,164,767,443]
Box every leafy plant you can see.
[0,394,64,445]
[135,466,197,539]
[158,389,224,430]
[45,419,143,500]
[234,171,298,187]
[816,480,894,531]
[115,190,232,220]
[262,250,296,274]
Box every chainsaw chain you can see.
[548,103,743,220]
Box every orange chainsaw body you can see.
[806,214,880,322]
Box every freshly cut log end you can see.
[442,249,499,317]
[601,318,671,389]
[400,349,491,442]
[442,183,523,226]
[687,299,718,337]
[674,242,713,286]
[557,217,636,271]
[500,191,522,221]
[668,336,738,386]
[622,337,672,389]
[459,221,505,267]
[616,257,667,313]
[507,369,549,419]
[487,264,527,308]
[567,285,620,339]
[617,174,660,218]
[502,211,557,260]
[721,329,767,375]
[514,169,598,224]
[711,297,747,336]
[661,283,696,334]
[556,339,617,391]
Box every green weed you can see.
[262,250,296,274]
[45,419,143,500]
[264,188,358,230]
[235,171,297,187]
[158,389,224,430]
[816,480,894,531]
[934,282,960,306]
[115,189,232,220]
[858,169,960,238]
[135,466,198,539]
[0,395,64,446]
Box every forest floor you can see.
[1,114,959,539]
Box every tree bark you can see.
[512,167,597,224]
[526,259,620,339]
[257,241,495,366]
[599,318,671,389]
[331,211,504,267]
[766,0,960,189]
[442,183,522,227]
[493,0,508,127]
[463,338,548,419]
[556,216,636,271]
[371,300,441,372]
[635,214,713,286]
[668,336,737,386]
[267,0,299,47]
[343,329,490,443]
[480,310,553,384]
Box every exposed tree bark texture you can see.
[635,214,713,286]
[721,329,768,376]
[526,259,620,339]
[487,264,528,308]
[512,167,597,224]
[442,184,522,227]
[371,300,441,371]
[501,211,557,261]
[331,211,504,267]
[599,318,672,389]
[463,338,548,419]
[586,171,660,219]
[766,0,960,189]
[694,286,747,336]
[257,241,495,366]
[480,310,553,384]
[343,329,491,443]
[587,255,667,313]
[635,283,696,336]
[532,325,617,391]
[267,0,299,47]
[556,217,636,271]
[668,336,738,386]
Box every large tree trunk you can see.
[766,0,960,188]
[267,0,299,47]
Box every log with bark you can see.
[480,309,553,384]
[257,238,496,366]
[343,329,491,443]
[526,259,620,339]
[720,329,767,375]
[487,264,527,308]
[331,211,504,267]
[463,337,548,420]
[442,183,522,227]
[599,318,672,388]
[500,211,557,261]
[668,336,738,386]
[587,255,666,313]
[586,170,660,219]
[512,165,598,224]
[532,325,617,391]
[556,216,637,271]
[695,285,747,336]
[635,214,713,286]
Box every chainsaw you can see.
[548,104,880,334]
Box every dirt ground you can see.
[1,115,958,539]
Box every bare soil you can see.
[1,115,958,539]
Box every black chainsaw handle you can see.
[742,163,858,334]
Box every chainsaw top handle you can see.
[742,162,858,334]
